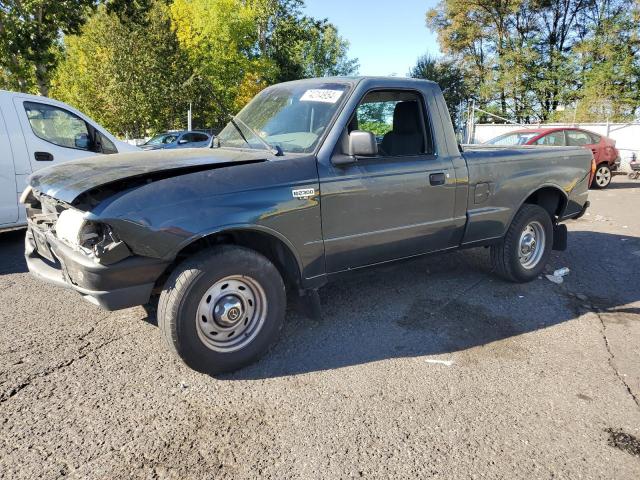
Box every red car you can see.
[486,127,620,188]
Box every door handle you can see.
[429,172,446,186]
[34,151,54,161]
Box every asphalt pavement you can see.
[1,177,639,479]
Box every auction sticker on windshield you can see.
[300,89,344,104]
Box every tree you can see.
[170,0,358,126]
[292,18,359,78]
[426,0,640,123]
[0,0,96,95]
[409,54,468,128]
[52,2,194,137]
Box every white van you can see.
[0,90,138,232]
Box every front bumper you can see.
[25,228,170,310]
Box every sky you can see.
[303,0,442,77]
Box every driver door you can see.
[319,89,458,272]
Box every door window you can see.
[192,133,209,142]
[534,131,565,146]
[566,130,591,146]
[23,102,92,150]
[352,90,432,156]
[97,131,118,154]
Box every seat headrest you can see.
[393,101,421,134]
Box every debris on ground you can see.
[425,359,454,367]
[545,267,570,285]
[546,274,563,284]
[606,428,640,457]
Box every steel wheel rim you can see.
[196,275,267,353]
[518,221,545,269]
[596,166,611,186]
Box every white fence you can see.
[473,123,640,171]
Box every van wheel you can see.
[158,245,286,375]
[592,164,612,188]
[491,204,553,283]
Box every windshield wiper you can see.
[232,115,284,157]
[208,92,283,156]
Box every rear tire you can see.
[158,245,286,375]
[491,204,554,283]
[592,163,612,188]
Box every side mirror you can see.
[74,133,91,150]
[178,139,188,145]
[349,130,378,157]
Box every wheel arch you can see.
[506,185,568,232]
[157,225,305,293]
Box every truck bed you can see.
[459,144,592,245]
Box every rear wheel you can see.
[592,163,612,188]
[491,204,554,283]
[158,245,286,375]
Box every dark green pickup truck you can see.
[23,77,591,374]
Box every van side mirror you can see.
[74,133,91,150]
[349,130,378,157]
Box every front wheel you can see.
[491,204,554,283]
[592,163,612,188]
[158,245,286,375]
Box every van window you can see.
[97,131,118,154]
[24,102,91,150]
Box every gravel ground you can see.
[1,177,639,479]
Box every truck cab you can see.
[0,90,138,232]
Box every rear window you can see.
[486,132,538,146]
[587,132,601,144]
[566,130,592,146]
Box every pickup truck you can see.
[22,77,591,374]
[0,90,138,233]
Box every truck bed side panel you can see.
[461,146,591,245]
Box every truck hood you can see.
[29,148,268,204]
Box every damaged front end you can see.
[23,187,131,266]
[22,187,169,311]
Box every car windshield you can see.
[216,82,351,154]
[486,132,539,146]
[146,134,178,145]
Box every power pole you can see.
[187,102,192,131]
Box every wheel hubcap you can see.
[213,295,244,327]
[596,167,610,186]
[196,275,267,353]
[518,221,546,269]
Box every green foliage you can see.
[427,0,640,123]
[409,54,468,128]
[0,0,96,94]
[51,3,194,137]
[170,0,358,126]
[2,0,358,136]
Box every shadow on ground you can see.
[0,229,26,275]
[601,180,640,190]
[2,226,638,379]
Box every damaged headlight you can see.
[55,209,131,264]
[55,209,93,247]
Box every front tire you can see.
[158,245,286,375]
[491,204,554,283]
[592,163,612,188]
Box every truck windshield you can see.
[216,82,351,154]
